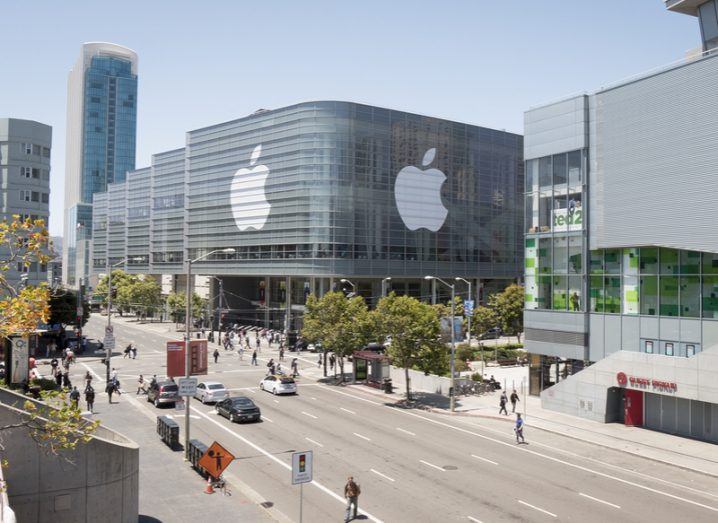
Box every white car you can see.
[259,375,297,395]
[194,381,229,404]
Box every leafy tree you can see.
[0,216,51,341]
[490,284,524,342]
[47,289,91,328]
[166,291,207,324]
[472,305,498,339]
[94,269,138,313]
[376,293,444,400]
[302,292,376,382]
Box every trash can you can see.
[383,378,393,394]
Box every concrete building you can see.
[523,1,718,443]
[63,42,138,288]
[92,101,524,328]
[0,118,52,288]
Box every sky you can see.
[0,0,699,236]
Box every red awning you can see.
[352,350,390,362]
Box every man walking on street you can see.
[344,475,361,522]
[251,350,258,366]
[510,389,520,413]
[515,413,525,444]
[291,358,299,377]
[85,386,95,413]
[69,386,80,410]
[499,391,508,415]
[213,348,220,364]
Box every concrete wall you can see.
[524,95,588,160]
[389,366,467,397]
[0,389,138,523]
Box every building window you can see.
[42,146,50,158]
[686,344,695,357]
[665,342,674,356]
[20,190,30,202]
[21,166,31,178]
[23,143,31,154]
[32,144,41,155]
[32,168,40,179]
[645,341,654,354]
[41,193,49,204]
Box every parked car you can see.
[147,380,179,408]
[194,381,228,404]
[260,375,297,395]
[215,397,261,423]
[479,327,502,340]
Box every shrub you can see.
[455,343,474,363]
[30,378,59,391]
[470,372,483,382]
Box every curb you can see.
[425,406,718,479]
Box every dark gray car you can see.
[215,396,261,423]
[147,381,179,408]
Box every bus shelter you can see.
[352,350,391,392]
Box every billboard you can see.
[440,316,464,343]
[166,340,208,377]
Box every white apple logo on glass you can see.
[230,144,271,231]
[394,148,448,232]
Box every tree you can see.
[472,305,498,339]
[94,269,138,313]
[302,292,376,382]
[377,293,444,400]
[166,291,207,324]
[490,284,524,342]
[47,289,91,328]
[119,278,162,318]
[0,216,51,341]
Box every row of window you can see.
[20,143,50,158]
[525,150,583,192]
[20,166,50,181]
[19,190,49,204]
[15,261,47,273]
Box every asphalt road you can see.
[73,315,718,523]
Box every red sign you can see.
[166,340,208,377]
[616,371,677,392]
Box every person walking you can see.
[131,344,138,359]
[255,336,260,352]
[54,367,62,387]
[329,354,336,371]
[279,346,284,362]
[238,344,244,360]
[510,389,520,413]
[111,368,118,382]
[123,343,131,358]
[84,371,93,389]
[267,358,275,375]
[515,413,525,444]
[85,386,95,413]
[499,391,509,415]
[69,386,80,410]
[317,353,322,368]
[106,381,116,404]
[213,348,220,364]
[344,476,361,522]
[62,370,71,389]
[291,358,299,377]
[136,375,145,395]
[251,350,258,366]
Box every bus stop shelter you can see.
[352,350,391,392]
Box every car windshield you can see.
[208,384,224,390]
[280,378,295,384]
[231,398,254,407]
[162,384,178,392]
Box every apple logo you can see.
[394,148,448,232]
[230,144,271,231]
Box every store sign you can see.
[552,208,582,231]
[616,371,677,392]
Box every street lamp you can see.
[106,257,142,382]
[381,277,392,297]
[184,248,235,459]
[425,275,457,412]
[339,278,355,290]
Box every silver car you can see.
[194,381,228,404]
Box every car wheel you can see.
[201,395,206,405]
[154,398,159,408]
[231,413,238,423]
[259,383,264,391]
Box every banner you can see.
[166,340,208,377]
[10,336,29,384]
[552,207,582,232]
[440,316,464,343]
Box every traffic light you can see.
[299,453,306,473]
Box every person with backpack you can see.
[251,350,258,366]
[69,386,80,410]
[85,386,95,413]
[499,391,508,415]
[510,389,520,413]
[291,358,299,377]
[515,413,525,444]
[213,348,220,364]
[344,476,361,522]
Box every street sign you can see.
[105,325,113,336]
[178,377,197,397]
[103,333,115,351]
[175,399,185,411]
[199,441,235,479]
[464,300,475,316]
[292,450,313,485]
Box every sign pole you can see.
[299,482,303,523]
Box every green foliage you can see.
[29,378,60,391]
[47,289,90,327]
[489,284,524,342]
[472,305,498,339]
[455,343,474,364]
[94,270,138,312]
[166,291,207,323]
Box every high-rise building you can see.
[63,42,138,288]
[0,118,52,289]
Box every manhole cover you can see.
[443,465,458,471]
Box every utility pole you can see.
[426,276,456,412]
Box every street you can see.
[74,315,718,523]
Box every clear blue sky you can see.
[0,0,699,236]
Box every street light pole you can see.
[425,276,456,412]
[455,277,472,344]
[105,257,139,382]
[381,277,391,298]
[184,248,235,460]
[339,278,355,291]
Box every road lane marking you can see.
[467,517,483,523]
[301,411,318,419]
[471,454,498,465]
[419,460,444,472]
[396,428,415,436]
[305,437,324,447]
[340,407,356,415]
[353,432,371,442]
[311,397,317,400]
[518,500,557,518]
[370,469,395,482]
[189,406,384,522]
[389,408,718,514]
[579,492,620,509]
[262,415,274,423]
[319,385,381,405]
[273,399,280,404]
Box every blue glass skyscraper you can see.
[63,43,138,287]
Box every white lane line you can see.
[388,408,718,514]
[311,397,317,401]
[518,500,557,518]
[419,459,444,472]
[353,432,371,442]
[579,492,620,509]
[189,406,386,522]
[370,468,395,482]
[262,415,274,423]
[319,385,382,405]
[396,427,415,436]
[471,454,498,466]
[301,411,318,419]
[273,399,280,404]
[467,517,483,523]
[340,407,356,415]
[305,437,324,447]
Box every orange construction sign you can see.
[198,441,235,479]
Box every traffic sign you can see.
[103,334,115,351]
[292,450,313,485]
[198,441,235,479]
[178,377,198,396]
[464,300,475,315]
[105,325,114,335]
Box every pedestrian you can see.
[123,344,131,358]
[136,374,145,395]
[62,370,71,389]
[267,358,275,375]
[510,389,520,413]
[111,368,118,382]
[131,344,138,359]
[85,386,95,413]
[291,358,299,377]
[84,371,93,389]
[515,413,525,444]
[329,354,336,371]
[251,350,258,366]
[106,381,115,403]
[69,386,80,410]
[54,367,62,387]
[499,391,508,415]
[255,337,260,351]
[344,476,361,522]
[238,345,244,360]
[317,354,322,368]
[213,348,220,364]
[279,346,284,362]
[50,357,58,373]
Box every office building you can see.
[523,1,718,443]
[0,118,52,288]
[63,42,138,288]
[92,101,523,328]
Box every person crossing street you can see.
[344,476,361,522]
[515,413,525,444]
[499,391,509,415]
[510,389,520,413]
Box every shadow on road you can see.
[138,516,163,523]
